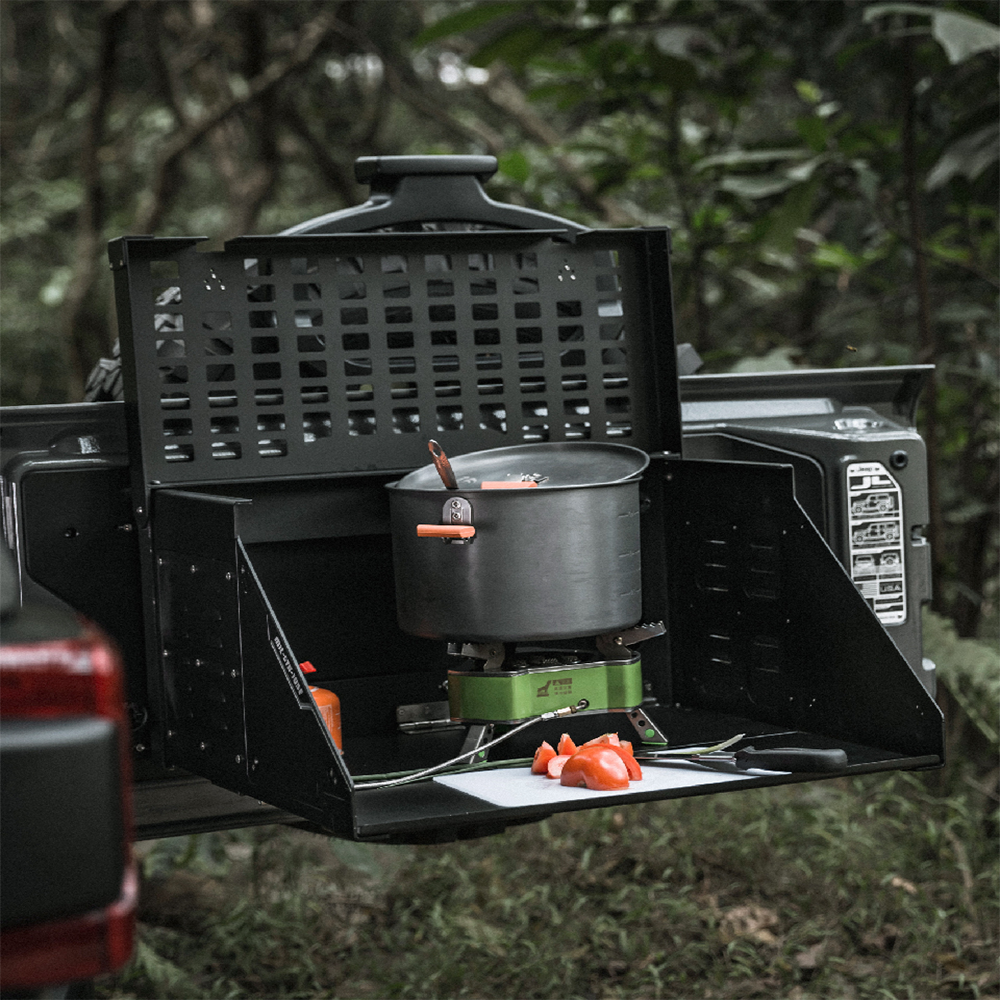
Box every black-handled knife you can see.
[639,745,848,773]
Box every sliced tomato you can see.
[606,744,642,780]
[581,732,622,748]
[556,733,578,756]
[559,745,630,791]
[546,754,572,778]
[531,741,557,774]
[619,740,633,756]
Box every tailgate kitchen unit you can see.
[0,156,942,843]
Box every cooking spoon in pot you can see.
[428,439,459,489]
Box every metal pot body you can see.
[387,478,644,642]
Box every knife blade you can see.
[638,745,848,773]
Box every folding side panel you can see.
[152,489,352,834]
[236,541,353,836]
[154,490,248,785]
[683,386,934,694]
[663,458,943,761]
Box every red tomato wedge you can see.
[530,735,641,786]
[559,745,630,791]
[546,754,572,778]
[606,744,643,780]
[531,741,557,774]
[581,732,621,748]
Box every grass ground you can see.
[99,767,997,1000]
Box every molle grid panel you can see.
[114,229,675,488]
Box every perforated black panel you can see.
[111,229,678,493]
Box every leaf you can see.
[926,123,1000,189]
[785,154,827,182]
[795,941,826,970]
[932,10,1000,64]
[648,48,701,89]
[761,179,818,251]
[796,114,829,152]
[863,2,952,22]
[812,242,865,272]
[923,609,1000,749]
[414,3,523,47]
[720,174,798,199]
[456,914,507,957]
[933,301,995,325]
[946,499,994,524]
[653,24,720,59]
[469,23,552,69]
[695,148,811,171]
[795,79,823,105]
[851,159,881,203]
[38,266,73,307]
[730,346,801,372]
[863,5,1000,64]
[498,149,530,184]
[732,267,782,301]
[527,80,593,111]
[718,904,780,946]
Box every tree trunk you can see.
[902,33,947,615]
[60,0,130,400]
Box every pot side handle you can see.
[416,524,477,539]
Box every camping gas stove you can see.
[439,622,669,755]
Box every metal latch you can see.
[449,641,507,671]
[596,621,666,660]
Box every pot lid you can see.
[393,442,649,490]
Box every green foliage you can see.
[864,2,1000,221]
[925,608,1000,750]
[0,0,996,632]
[414,1,529,49]
[864,4,1000,64]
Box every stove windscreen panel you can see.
[662,457,942,762]
[679,366,934,692]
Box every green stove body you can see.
[448,654,644,724]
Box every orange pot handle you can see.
[416,524,476,539]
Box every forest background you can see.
[0,2,997,998]
[1,0,996,641]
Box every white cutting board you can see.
[435,760,783,809]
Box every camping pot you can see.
[386,442,649,642]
